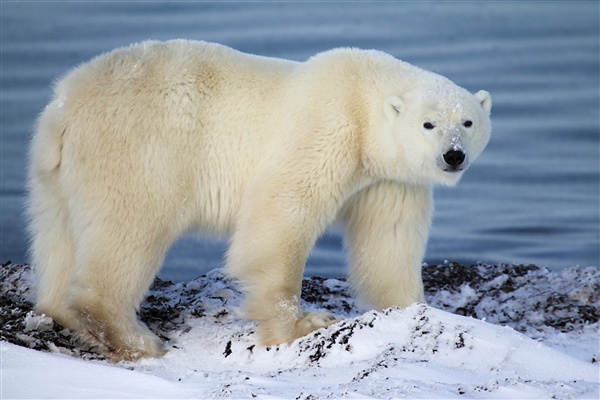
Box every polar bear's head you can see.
[380,84,491,186]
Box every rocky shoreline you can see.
[1,260,598,363]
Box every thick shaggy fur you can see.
[27,40,491,361]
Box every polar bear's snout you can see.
[441,149,468,172]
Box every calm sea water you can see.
[1,2,598,281]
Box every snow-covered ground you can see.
[2,262,598,399]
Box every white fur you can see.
[27,40,492,360]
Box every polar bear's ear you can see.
[384,96,403,120]
[475,90,492,114]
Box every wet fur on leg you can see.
[72,302,166,362]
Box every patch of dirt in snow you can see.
[2,260,599,398]
[423,262,599,331]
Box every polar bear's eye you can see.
[423,122,435,130]
[463,120,473,128]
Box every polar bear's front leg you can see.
[226,186,340,345]
[341,181,433,309]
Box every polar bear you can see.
[27,40,491,361]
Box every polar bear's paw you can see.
[103,328,167,363]
[76,308,167,362]
[259,311,340,346]
[81,324,167,362]
[296,311,340,335]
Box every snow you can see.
[2,343,193,399]
[2,263,598,399]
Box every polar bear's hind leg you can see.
[28,173,79,330]
[68,210,172,361]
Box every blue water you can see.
[1,2,598,281]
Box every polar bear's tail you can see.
[30,96,65,173]
[26,95,77,328]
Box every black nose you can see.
[443,150,466,167]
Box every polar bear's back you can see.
[56,40,296,132]
[39,41,298,233]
